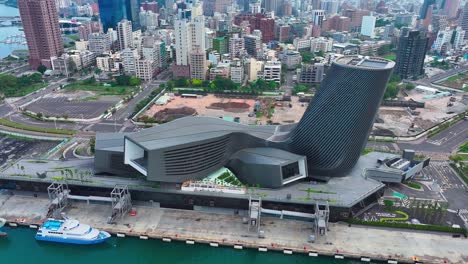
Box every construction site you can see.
[138,93,307,125]
[374,88,467,137]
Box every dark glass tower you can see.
[98,0,141,32]
[288,57,395,177]
[394,28,428,80]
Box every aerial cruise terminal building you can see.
[94,56,429,220]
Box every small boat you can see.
[35,217,110,245]
[0,218,7,237]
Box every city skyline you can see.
[0,0,467,262]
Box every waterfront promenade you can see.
[0,192,467,263]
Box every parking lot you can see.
[26,97,117,119]
[0,136,58,168]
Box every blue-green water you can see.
[0,227,380,264]
[0,4,26,58]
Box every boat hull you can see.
[0,231,7,237]
[35,232,111,245]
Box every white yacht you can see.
[35,218,111,244]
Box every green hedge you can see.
[133,88,163,117]
[405,181,422,189]
[348,218,467,236]
[0,118,75,135]
[449,163,468,185]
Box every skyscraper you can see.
[126,0,141,30]
[461,3,468,39]
[312,10,325,26]
[288,57,394,177]
[98,0,141,32]
[98,0,125,32]
[360,15,376,38]
[395,29,428,80]
[18,0,63,69]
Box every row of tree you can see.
[0,73,43,97]
[383,75,415,99]
[164,77,279,93]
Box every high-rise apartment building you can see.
[135,59,156,81]
[431,14,448,33]
[213,37,229,54]
[433,26,465,52]
[263,60,282,84]
[141,1,158,13]
[325,15,351,31]
[121,48,138,75]
[117,19,133,51]
[88,33,111,54]
[189,47,207,80]
[299,63,324,84]
[189,16,206,51]
[442,0,460,19]
[18,0,64,69]
[230,59,244,84]
[461,3,468,39]
[244,34,262,58]
[173,15,206,78]
[419,0,436,29]
[234,14,275,43]
[174,19,190,66]
[229,34,245,59]
[264,0,284,15]
[395,29,428,80]
[203,0,232,16]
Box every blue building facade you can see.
[98,0,140,32]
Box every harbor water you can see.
[0,4,26,58]
[0,227,381,264]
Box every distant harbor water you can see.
[1,227,382,264]
[0,4,26,58]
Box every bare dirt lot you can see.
[374,90,467,136]
[142,94,309,125]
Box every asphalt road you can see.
[420,160,468,211]
[398,120,468,154]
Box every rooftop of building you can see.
[2,152,392,208]
[102,116,277,151]
[335,56,395,69]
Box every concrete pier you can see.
[0,192,467,263]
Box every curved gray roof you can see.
[126,116,277,150]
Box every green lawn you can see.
[64,83,138,96]
[8,83,47,97]
[383,53,396,61]
[0,118,75,135]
